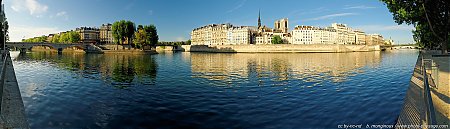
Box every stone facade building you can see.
[227,26,258,45]
[191,11,386,46]
[274,18,289,33]
[76,27,100,44]
[365,34,384,45]
[292,25,337,44]
[100,23,114,44]
[191,24,233,45]
[331,23,355,45]
[354,30,366,45]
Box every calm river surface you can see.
[13,50,418,128]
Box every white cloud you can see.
[56,11,66,16]
[304,13,357,21]
[227,0,247,13]
[354,25,415,32]
[9,25,62,42]
[10,0,49,16]
[56,11,69,20]
[344,5,376,10]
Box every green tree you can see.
[380,0,450,53]
[187,39,191,45]
[59,33,69,43]
[133,24,159,49]
[68,31,81,43]
[52,34,60,43]
[144,25,158,47]
[133,28,148,49]
[413,24,439,48]
[3,21,8,42]
[1,20,9,44]
[125,21,135,48]
[137,25,144,30]
[112,20,135,49]
[34,36,47,42]
[271,35,283,44]
[112,20,125,47]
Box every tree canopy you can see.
[112,20,135,46]
[133,24,159,48]
[380,0,450,53]
[1,19,9,44]
[271,35,283,44]
[22,31,80,43]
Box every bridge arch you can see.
[5,42,103,54]
[6,42,87,53]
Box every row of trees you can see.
[22,36,47,42]
[157,40,191,46]
[22,31,81,43]
[111,20,159,49]
[381,0,449,54]
[50,31,80,43]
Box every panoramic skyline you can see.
[5,0,414,44]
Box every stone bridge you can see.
[5,42,103,53]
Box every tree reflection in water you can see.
[15,51,158,88]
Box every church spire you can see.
[258,9,261,28]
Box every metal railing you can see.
[421,55,437,126]
[0,50,9,111]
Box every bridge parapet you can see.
[5,42,103,53]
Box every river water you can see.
[12,50,418,128]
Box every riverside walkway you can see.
[0,50,29,128]
[396,50,449,129]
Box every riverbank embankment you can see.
[0,51,29,128]
[396,50,449,127]
[180,44,380,53]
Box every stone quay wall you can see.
[180,44,381,53]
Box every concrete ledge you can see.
[1,55,29,128]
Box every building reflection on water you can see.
[190,52,382,85]
[15,51,381,88]
[15,52,158,88]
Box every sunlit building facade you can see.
[365,34,384,45]
[331,23,355,45]
[76,27,100,44]
[274,18,289,33]
[354,30,366,45]
[191,24,234,45]
[191,13,387,46]
[226,26,258,45]
[100,23,114,44]
[292,25,337,44]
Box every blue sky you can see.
[5,0,414,44]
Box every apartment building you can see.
[226,26,258,45]
[100,23,114,44]
[76,27,100,44]
[292,25,337,44]
[191,11,387,46]
[354,30,366,45]
[365,34,384,45]
[191,24,233,45]
[331,23,356,44]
